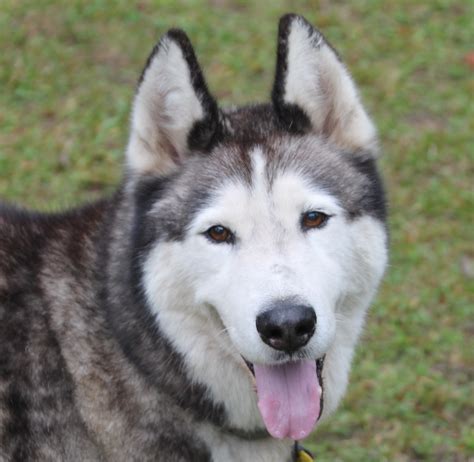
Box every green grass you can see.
[1,1,472,460]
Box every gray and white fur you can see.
[0,14,388,462]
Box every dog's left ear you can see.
[126,29,221,175]
[272,14,377,153]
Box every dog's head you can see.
[125,15,388,439]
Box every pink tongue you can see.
[254,360,321,440]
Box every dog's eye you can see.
[301,211,329,230]
[205,225,234,244]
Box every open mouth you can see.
[244,356,325,440]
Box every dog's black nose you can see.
[256,303,316,353]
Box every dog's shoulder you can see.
[0,200,117,460]
[0,200,109,292]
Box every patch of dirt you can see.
[405,112,446,131]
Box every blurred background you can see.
[0,1,472,460]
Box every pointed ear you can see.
[126,29,221,175]
[272,14,377,154]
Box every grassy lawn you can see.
[1,1,472,460]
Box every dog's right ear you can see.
[126,30,221,175]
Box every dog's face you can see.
[186,146,342,366]
[145,139,385,364]
[127,15,388,439]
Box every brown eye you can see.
[205,225,234,244]
[301,211,329,230]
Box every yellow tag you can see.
[296,449,314,462]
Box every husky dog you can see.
[0,14,388,462]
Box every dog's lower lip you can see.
[316,355,325,381]
[316,355,325,420]
[244,359,255,376]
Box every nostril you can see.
[268,327,283,339]
[295,319,315,337]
